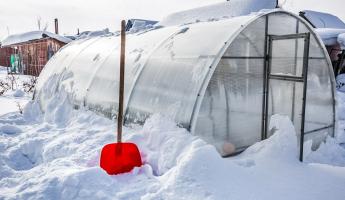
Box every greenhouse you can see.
[35,10,336,159]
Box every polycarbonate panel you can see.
[36,37,100,93]
[268,13,298,35]
[270,38,305,77]
[298,22,325,58]
[60,36,116,104]
[195,58,264,156]
[36,37,101,109]
[85,26,179,118]
[305,59,334,133]
[126,16,255,126]
[224,16,266,57]
[267,80,304,138]
[304,128,332,151]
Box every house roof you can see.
[300,10,345,47]
[300,10,345,29]
[1,31,71,47]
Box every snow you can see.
[1,31,71,47]
[0,71,345,199]
[76,28,112,40]
[157,0,277,26]
[299,10,345,47]
[12,89,25,98]
[0,67,30,116]
[338,33,345,50]
[301,10,345,29]
[314,28,345,46]
[127,19,158,33]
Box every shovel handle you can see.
[118,20,126,143]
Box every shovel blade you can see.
[100,143,142,175]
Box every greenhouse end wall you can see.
[194,12,336,157]
[35,10,336,158]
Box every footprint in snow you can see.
[0,125,22,135]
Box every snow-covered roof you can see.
[301,10,345,29]
[299,10,345,47]
[338,33,345,50]
[158,0,277,26]
[1,31,72,47]
[315,28,345,46]
[76,28,112,40]
[126,19,158,33]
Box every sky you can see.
[0,0,345,40]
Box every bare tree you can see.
[16,102,23,114]
[43,22,49,31]
[37,16,42,30]
[6,26,10,36]
[23,76,37,93]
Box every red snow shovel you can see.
[100,20,142,175]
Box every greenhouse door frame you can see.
[262,32,310,161]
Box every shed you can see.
[0,31,71,76]
[36,10,336,159]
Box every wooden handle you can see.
[117,20,126,143]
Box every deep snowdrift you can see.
[0,79,345,199]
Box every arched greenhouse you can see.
[35,10,336,159]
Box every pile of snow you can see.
[305,136,345,166]
[76,28,113,40]
[1,31,71,47]
[314,28,345,46]
[127,19,158,33]
[299,10,345,47]
[301,10,345,29]
[0,73,345,199]
[158,0,277,26]
[338,33,345,50]
[12,89,25,98]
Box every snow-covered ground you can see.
[0,67,31,115]
[0,71,345,199]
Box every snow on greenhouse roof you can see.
[301,10,345,29]
[157,0,277,26]
[1,31,72,47]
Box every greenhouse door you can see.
[263,33,310,161]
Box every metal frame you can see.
[261,15,269,140]
[263,32,311,161]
